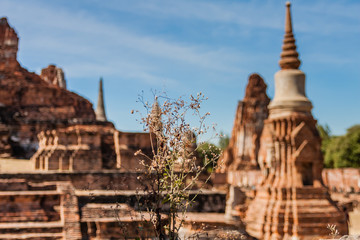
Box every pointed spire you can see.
[150,97,162,133]
[96,77,107,122]
[279,2,301,70]
[151,97,161,117]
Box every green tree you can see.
[324,124,360,168]
[196,142,221,172]
[324,136,341,168]
[317,123,331,154]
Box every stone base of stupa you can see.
[245,186,348,240]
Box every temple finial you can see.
[150,97,162,133]
[96,77,107,122]
[279,1,301,70]
[151,97,161,122]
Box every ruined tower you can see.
[96,78,107,122]
[245,3,348,239]
[220,73,270,172]
[0,17,19,70]
[40,64,67,89]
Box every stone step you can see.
[0,232,63,240]
[0,190,59,196]
[0,221,63,233]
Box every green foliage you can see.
[322,124,360,168]
[324,136,341,168]
[218,132,230,150]
[196,132,229,172]
[196,142,221,173]
[317,124,331,140]
[317,123,331,154]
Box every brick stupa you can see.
[244,3,348,239]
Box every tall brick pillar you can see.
[59,182,82,240]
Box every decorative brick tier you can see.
[245,115,348,239]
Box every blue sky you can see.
[1,0,359,140]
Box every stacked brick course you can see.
[0,180,79,240]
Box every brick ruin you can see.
[0,17,231,239]
[219,3,352,240]
[0,2,359,239]
[0,17,154,172]
[0,17,96,159]
[219,73,270,172]
[32,124,110,171]
[40,65,67,89]
[245,2,349,236]
[0,179,82,239]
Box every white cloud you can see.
[100,0,283,30]
[1,0,247,85]
[100,0,360,35]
